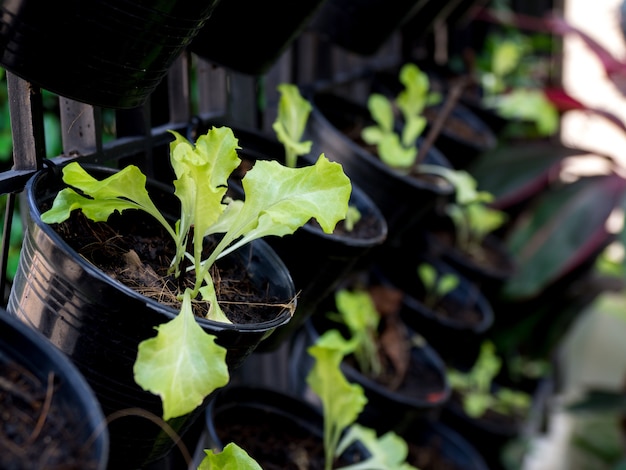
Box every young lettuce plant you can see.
[447,341,531,419]
[418,164,507,259]
[417,262,459,309]
[307,329,418,470]
[326,288,383,379]
[273,82,363,228]
[361,63,441,172]
[40,125,352,420]
[272,82,313,169]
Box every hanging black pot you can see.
[401,420,490,470]
[189,0,328,75]
[197,385,369,468]
[373,254,494,370]
[7,164,295,469]
[306,90,455,252]
[309,0,423,56]
[221,125,388,351]
[0,310,109,470]
[440,391,525,470]
[423,213,517,302]
[290,290,451,434]
[0,0,221,108]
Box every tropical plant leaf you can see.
[503,173,626,299]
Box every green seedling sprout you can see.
[307,329,418,470]
[326,288,382,378]
[272,83,313,169]
[447,341,531,419]
[273,82,362,232]
[417,262,459,309]
[361,63,441,172]
[343,205,362,232]
[418,164,507,258]
[40,126,352,420]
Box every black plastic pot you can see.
[0,0,221,108]
[440,394,524,470]
[424,220,517,302]
[189,0,328,75]
[421,101,497,169]
[0,309,109,470]
[197,385,369,468]
[291,307,451,434]
[223,125,388,351]
[7,164,295,469]
[402,420,490,470]
[374,254,494,370]
[306,90,455,251]
[310,0,423,56]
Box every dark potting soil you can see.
[53,208,290,323]
[424,294,484,326]
[407,436,465,470]
[213,409,367,470]
[0,357,100,470]
[338,283,447,400]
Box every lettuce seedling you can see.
[417,262,459,309]
[307,330,418,470]
[326,288,382,378]
[361,63,441,171]
[40,125,352,420]
[418,164,507,258]
[272,82,313,168]
[447,341,530,419]
[273,82,363,229]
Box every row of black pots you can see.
[7,164,296,469]
[0,72,551,470]
[4,119,510,469]
[0,1,467,108]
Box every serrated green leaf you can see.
[134,290,229,420]
[210,154,351,264]
[336,424,418,470]
[198,442,262,470]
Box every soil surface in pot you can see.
[0,357,100,470]
[53,208,291,323]
[340,282,446,399]
[426,227,515,282]
[407,435,469,470]
[448,391,525,432]
[423,106,495,150]
[213,410,366,469]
